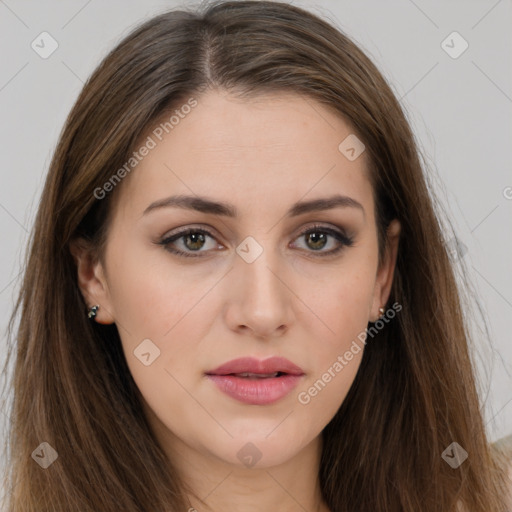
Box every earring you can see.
[87,305,99,319]
[378,307,385,319]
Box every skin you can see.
[71,89,400,512]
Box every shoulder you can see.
[494,433,512,466]
[458,435,512,512]
[493,434,512,507]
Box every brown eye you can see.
[157,224,354,259]
[304,232,328,250]
[182,232,206,251]
[159,228,220,258]
[291,225,354,256]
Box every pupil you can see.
[307,232,326,250]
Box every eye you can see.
[157,223,354,258]
[158,227,220,258]
[290,224,354,257]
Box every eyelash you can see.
[157,224,354,259]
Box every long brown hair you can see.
[2,1,510,510]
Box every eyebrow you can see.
[142,193,365,219]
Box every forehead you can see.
[111,89,373,222]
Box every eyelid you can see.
[294,222,351,239]
[160,223,220,241]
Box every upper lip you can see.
[206,356,304,376]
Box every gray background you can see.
[1,0,511,470]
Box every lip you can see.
[207,356,304,376]
[205,357,305,405]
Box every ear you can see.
[370,219,401,322]
[69,237,115,325]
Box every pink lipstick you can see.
[205,356,304,405]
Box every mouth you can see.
[205,357,305,405]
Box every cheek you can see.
[106,239,213,342]
[106,242,223,390]
[295,267,373,415]
[308,264,375,343]
[114,268,216,437]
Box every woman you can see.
[2,1,511,510]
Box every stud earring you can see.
[87,305,99,319]
[379,306,385,319]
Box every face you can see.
[72,89,400,471]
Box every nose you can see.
[223,244,294,339]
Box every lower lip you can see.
[206,374,303,405]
